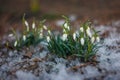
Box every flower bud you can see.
[48,30,51,35]
[39,33,43,38]
[96,36,100,42]
[43,25,47,30]
[14,41,18,47]
[80,27,84,32]
[80,37,84,45]
[23,35,26,41]
[86,27,92,37]
[62,34,67,41]
[91,36,95,43]
[73,33,76,40]
[64,23,70,30]
[32,22,35,29]
[25,21,29,31]
[46,36,50,42]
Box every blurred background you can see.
[0,0,120,37]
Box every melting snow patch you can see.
[16,70,38,80]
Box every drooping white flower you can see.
[63,29,67,33]
[8,34,13,37]
[91,36,95,43]
[23,35,26,41]
[61,34,68,41]
[39,33,43,38]
[46,36,50,42]
[32,22,35,29]
[48,30,51,35]
[96,36,100,42]
[64,23,68,28]
[80,37,84,45]
[14,41,18,47]
[25,21,29,31]
[64,23,70,30]
[43,25,47,30]
[73,32,76,40]
[86,27,92,37]
[80,27,84,32]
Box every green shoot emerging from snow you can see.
[47,16,100,62]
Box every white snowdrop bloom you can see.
[91,36,95,43]
[23,35,26,41]
[67,26,70,30]
[39,33,43,38]
[32,22,35,29]
[96,36,100,42]
[25,21,29,27]
[25,21,29,31]
[46,36,50,42]
[48,30,51,35]
[62,34,68,41]
[14,41,18,47]
[86,27,92,37]
[80,37,84,45]
[64,23,70,30]
[8,34,13,37]
[64,23,68,28]
[43,25,47,30]
[63,29,66,33]
[80,27,84,32]
[73,32,76,40]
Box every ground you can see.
[0,0,120,80]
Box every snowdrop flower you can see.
[43,25,47,30]
[25,21,29,31]
[63,29,66,33]
[14,41,18,47]
[73,32,76,40]
[23,35,26,41]
[64,23,70,30]
[64,23,68,28]
[62,34,67,41]
[48,30,51,35]
[80,37,84,45]
[39,33,43,38]
[8,34,13,37]
[80,27,84,32]
[91,36,95,43]
[46,36,50,42]
[32,22,35,29]
[86,27,92,37]
[96,36,100,42]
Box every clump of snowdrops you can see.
[9,16,100,62]
[47,16,100,62]
[9,18,47,48]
